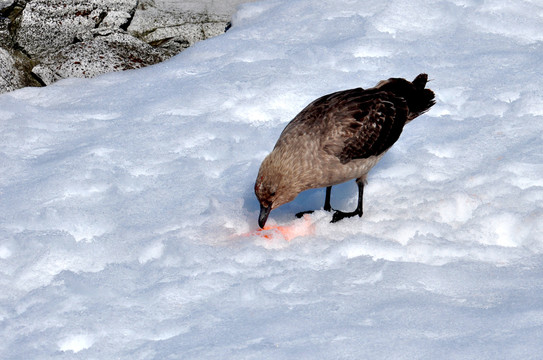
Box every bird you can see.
[254,73,435,228]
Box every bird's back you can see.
[274,74,435,166]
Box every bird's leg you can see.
[323,186,332,212]
[331,180,364,223]
[295,186,334,218]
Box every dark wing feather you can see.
[275,88,365,148]
[274,88,409,164]
[323,90,409,164]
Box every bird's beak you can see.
[258,204,271,228]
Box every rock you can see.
[32,30,166,85]
[100,10,132,30]
[1,3,41,91]
[0,47,20,92]
[203,22,228,38]
[1,0,20,48]
[0,0,15,9]
[127,0,231,56]
[0,0,16,15]
[15,0,99,58]
[0,0,254,94]
[1,15,11,47]
[154,0,249,17]
[15,0,138,58]
[0,47,40,91]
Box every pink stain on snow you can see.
[244,215,315,241]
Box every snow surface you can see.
[1,0,543,358]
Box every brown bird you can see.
[255,74,435,228]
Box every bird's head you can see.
[254,155,300,228]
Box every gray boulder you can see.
[15,0,138,58]
[1,2,41,91]
[33,30,166,85]
[0,47,23,92]
[127,0,229,56]
[1,13,11,48]
[0,46,40,91]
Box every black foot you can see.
[331,210,363,223]
[295,210,314,218]
[296,186,334,219]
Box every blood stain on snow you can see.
[243,215,315,241]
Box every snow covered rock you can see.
[0,0,251,93]
[127,0,230,56]
[5,0,141,90]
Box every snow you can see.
[1,0,543,358]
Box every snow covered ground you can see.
[1,0,543,358]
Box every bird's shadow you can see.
[243,179,359,224]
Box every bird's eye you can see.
[270,191,276,197]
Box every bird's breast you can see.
[289,146,386,191]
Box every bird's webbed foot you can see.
[295,210,315,218]
[331,209,363,223]
[330,181,364,223]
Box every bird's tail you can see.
[407,73,435,121]
[375,73,436,121]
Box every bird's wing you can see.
[275,89,363,146]
[322,90,409,164]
